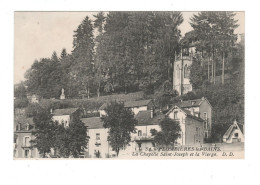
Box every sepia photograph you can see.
[14,11,245,159]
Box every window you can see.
[25,123,29,131]
[24,136,30,147]
[24,150,29,158]
[174,111,178,120]
[138,130,142,136]
[184,64,189,78]
[203,112,207,120]
[204,131,208,138]
[234,133,239,137]
[96,133,100,141]
[204,121,207,130]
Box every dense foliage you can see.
[24,12,183,98]
[150,117,181,146]
[31,108,88,158]
[101,101,137,156]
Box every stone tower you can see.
[173,46,195,95]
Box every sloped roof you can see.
[166,105,204,122]
[52,108,79,116]
[81,117,104,129]
[176,98,203,108]
[99,99,152,110]
[124,99,152,108]
[14,116,34,131]
[223,121,244,139]
[135,110,165,126]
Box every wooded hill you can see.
[14,12,244,142]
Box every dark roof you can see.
[124,99,152,108]
[135,110,165,126]
[166,105,204,122]
[14,116,34,132]
[81,117,104,129]
[52,108,79,116]
[176,98,203,108]
[99,99,152,110]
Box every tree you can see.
[31,108,55,158]
[190,11,238,85]
[150,117,181,146]
[54,117,88,158]
[71,16,95,99]
[101,101,137,156]
[60,48,68,59]
[31,107,88,158]
[189,55,205,89]
[14,82,27,98]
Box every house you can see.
[166,105,205,145]
[223,120,244,143]
[175,97,212,138]
[99,99,154,117]
[52,108,82,127]
[14,117,40,158]
[81,117,116,158]
[131,110,163,152]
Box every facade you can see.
[166,105,204,145]
[173,47,195,95]
[14,117,40,158]
[99,99,154,117]
[175,97,212,138]
[52,108,82,127]
[223,120,244,143]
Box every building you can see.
[52,108,82,127]
[99,99,154,117]
[166,105,204,145]
[175,97,212,138]
[173,46,195,95]
[81,117,116,158]
[223,120,244,143]
[14,117,40,158]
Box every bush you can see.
[14,98,29,109]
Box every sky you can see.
[14,11,245,84]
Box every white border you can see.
[1,0,259,185]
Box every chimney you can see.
[50,108,53,114]
[151,108,154,118]
[166,105,169,110]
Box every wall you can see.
[225,127,244,143]
[173,58,193,95]
[52,115,70,127]
[87,128,116,158]
[167,107,186,145]
[199,100,212,137]
[185,117,204,145]
[14,132,40,158]
[131,105,148,115]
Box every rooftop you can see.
[81,117,104,129]
[135,110,165,126]
[176,98,203,108]
[14,116,34,132]
[52,108,79,116]
[99,99,152,110]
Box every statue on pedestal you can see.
[60,88,65,100]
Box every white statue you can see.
[60,88,65,100]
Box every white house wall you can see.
[168,108,186,145]
[52,115,70,127]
